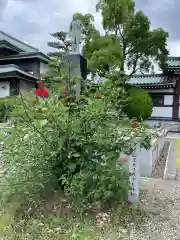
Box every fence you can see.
[128,129,166,204]
[138,131,166,177]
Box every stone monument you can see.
[61,17,87,99]
[69,17,83,53]
[128,143,140,205]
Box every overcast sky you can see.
[0,0,179,55]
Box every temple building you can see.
[129,57,180,122]
[0,30,49,98]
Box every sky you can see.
[0,0,179,55]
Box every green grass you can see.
[0,213,98,239]
[0,198,148,239]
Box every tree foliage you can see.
[84,35,123,77]
[77,0,169,77]
[48,31,71,57]
[124,85,153,120]
[73,13,99,40]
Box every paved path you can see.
[135,178,180,239]
[125,133,180,239]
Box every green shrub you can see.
[0,96,21,123]
[0,97,13,122]
[2,97,131,210]
[124,85,153,121]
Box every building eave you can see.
[0,40,23,53]
[136,83,176,89]
[0,29,38,52]
[0,64,38,81]
[0,51,50,63]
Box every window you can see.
[151,95,164,106]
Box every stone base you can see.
[61,53,87,98]
[62,53,87,80]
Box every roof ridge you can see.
[0,30,38,52]
[0,64,20,68]
[0,52,49,62]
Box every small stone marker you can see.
[128,143,140,205]
[128,118,140,205]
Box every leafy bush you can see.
[2,96,132,210]
[0,97,14,122]
[124,85,153,121]
[0,59,155,213]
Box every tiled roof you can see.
[0,52,49,62]
[0,64,38,79]
[167,57,180,68]
[128,74,177,86]
[0,30,38,52]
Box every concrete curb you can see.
[163,141,176,180]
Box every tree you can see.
[124,85,153,120]
[45,31,73,93]
[72,13,99,41]
[79,0,169,77]
[84,35,123,77]
[48,31,71,57]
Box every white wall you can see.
[151,107,172,118]
[164,95,173,105]
[0,81,34,98]
[0,81,10,98]
[150,94,173,118]
[40,62,49,74]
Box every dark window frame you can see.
[151,95,164,106]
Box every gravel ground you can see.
[152,140,170,179]
[122,136,180,239]
[119,178,180,240]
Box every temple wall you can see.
[18,60,40,76]
[149,90,173,119]
[40,62,49,74]
[0,81,10,98]
[151,107,172,118]
[164,95,173,105]
[19,81,34,93]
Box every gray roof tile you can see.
[167,57,180,67]
[128,74,177,86]
[0,64,38,79]
[0,30,38,52]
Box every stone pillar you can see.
[128,118,140,205]
[128,143,140,205]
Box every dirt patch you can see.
[152,140,170,179]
